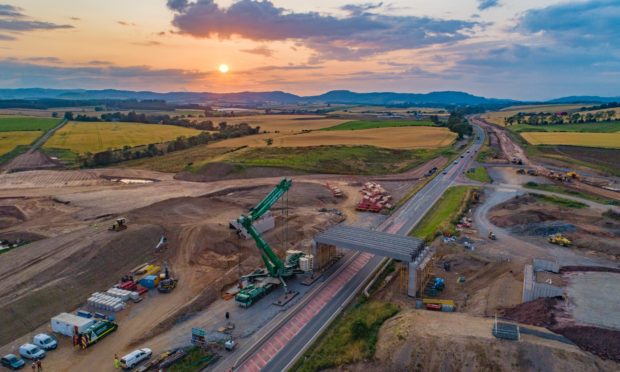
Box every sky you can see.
[0,0,618,100]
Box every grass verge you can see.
[524,182,618,206]
[323,120,435,131]
[42,147,80,168]
[466,167,492,183]
[117,145,235,173]
[168,347,217,371]
[410,186,477,241]
[0,145,30,166]
[530,193,588,209]
[226,145,451,175]
[292,300,399,372]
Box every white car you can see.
[120,348,152,369]
[33,333,57,351]
[18,343,45,360]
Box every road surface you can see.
[231,124,486,372]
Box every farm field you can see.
[323,120,434,131]
[209,126,456,149]
[0,117,61,132]
[535,146,620,176]
[199,114,348,132]
[44,121,202,153]
[482,104,587,126]
[521,132,620,148]
[508,122,620,133]
[117,146,233,173]
[0,131,41,155]
[225,146,448,175]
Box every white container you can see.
[51,313,95,337]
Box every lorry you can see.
[235,283,275,308]
[78,320,118,349]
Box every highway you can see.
[234,124,485,372]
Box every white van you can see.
[120,348,152,369]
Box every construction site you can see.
[0,118,618,371]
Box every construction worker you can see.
[114,354,120,369]
[36,359,42,372]
[31,361,36,371]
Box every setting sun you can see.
[218,64,229,73]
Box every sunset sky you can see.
[0,0,618,99]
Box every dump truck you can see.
[235,283,275,308]
[109,218,127,232]
[548,234,571,247]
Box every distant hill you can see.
[0,88,617,107]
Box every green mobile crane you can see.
[234,178,305,307]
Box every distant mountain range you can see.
[0,88,617,107]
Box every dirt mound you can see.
[560,266,620,274]
[0,206,26,229]
[3,150,63,173]
[174,162,305,182]
[490,210,558,227]
[364,310,615,372]
[502,297,560,328]
[560,326,620,362]
[510,221,576,236]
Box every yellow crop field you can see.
[199,115,348,132]
[209,126,456,149]
[0,131,41,155]
[44,121,201,153]
[521,132,620,148]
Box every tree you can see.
[51,112,58,118]
[265,138,273,146]
[64,111,74,120]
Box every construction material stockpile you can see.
[356,182,392,213]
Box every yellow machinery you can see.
[548,234,571,247]
[566,171,580,180]
[109,218,127,232]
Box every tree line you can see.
[504,110,616,126]
[65,111,233,131]
[77,122,259,167]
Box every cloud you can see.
[131,40,162,46]
[0,19,72,32]
[117,21,137,27]
[0,4,23,17]
[70,17,81,21]
[519,0,620,48]
[86,60,113,66]
[477,0,500,11]
[240,45,273,57]
[0,33,16,40]
[0,59,210,90]
[340,2,383,16]
[23,56,63,63]
[167,0,478,61]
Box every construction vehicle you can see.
[157,263,177,293]
[511,157,523,165]
[233,179,304,307]
[423,277,445,297]
[566,171,580,180]
[78,320,117,349]
[548,234,571,247]
[488,231,497,240]
[109,218,127,232]
[516,169,526,175]
[527,169,538,176]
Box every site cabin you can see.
[51,313,95,337]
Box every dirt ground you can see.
[342,310,616,372]
[488,194,620,258]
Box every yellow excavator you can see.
[548,233,571,247]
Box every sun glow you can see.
[218,64,229,73]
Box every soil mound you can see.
[174,162,305,182]
[502,297,560,328]
[0,206,26,229]
[490,210,557,227]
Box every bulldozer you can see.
[109,218,127,232]
[548,234,571,247]
[488,231,497,240]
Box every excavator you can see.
[234,178,305,307]
[548,233,571,247]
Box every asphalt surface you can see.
[255,124,487,371]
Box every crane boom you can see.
[237,178,293,278]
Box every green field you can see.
[411,186,476,241]
[466,167,492,183]
[530,193,588,209]
[117,145,233,173]
[292,301,399,372]
[509,122,620,133]
[225,145,451,175]
[44,121,202,154]
[323,120,435,131]
[524,182,618,206]
[0,117,61,132]
[0,131,42,155]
